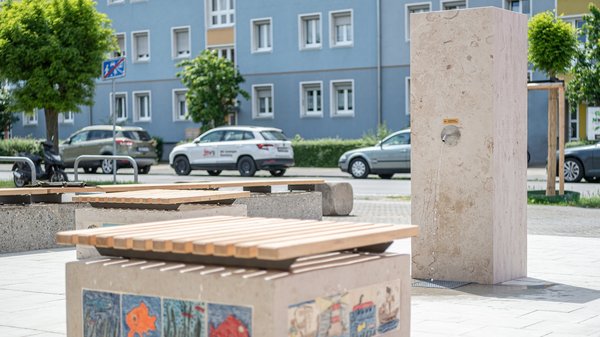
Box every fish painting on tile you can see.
[315,293,350,337]
[82,290,120,337]
[122,295,161,337]
[288,300,318,337]
[207,303,252,337]
[163,298,206,337]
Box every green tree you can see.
[0,0,114,149]
[568,5,600,111]
[0,86,18,138]
[177,50,249,132]
[528,11,578,79]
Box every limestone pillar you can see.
[410,8,528,284]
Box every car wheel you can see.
[584,176,600,183]
[378,174,394,179]
[269,169,286,177]
[238,157,256,177]
[83,167,97,174]
[101,159,114,174]
[50,170,68,183]
[564,158,584,183]
[207,170,222,176]
[138,166,151,174]
[350,158,369,179]
[174,156,191,176]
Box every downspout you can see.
[377,0,382,127]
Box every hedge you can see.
[292,139,377,167]
[0,138,42,157]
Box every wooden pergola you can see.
[527,82,565,196]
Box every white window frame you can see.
[405,77,411,116]
[299,13,322,50]
[299,81,323,118]
[207,0,235,28]
[22,111,38,126]
[107,0,124,6]
[405,2,431,41]
[208,45,235,64]
[59,111,74,124]
[131,30,151,63]
[563,16,587,45]
[171,26,191,60]
[570,106,580,141]
[172,89,190,122]
[114,32,126,58]
[133,91,151,122]
[330,80,355,118]
[329,9,353,48]
[251,18,272,53]
[109,92,128,122]
[527,70,533,82]
[505,0,531,16]
[252,84,274,119]
[440,0,467,10]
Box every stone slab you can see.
[316,182,354,216]
[233,191,322,220]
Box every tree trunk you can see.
[44,108,60,150]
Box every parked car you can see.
[339,129,411,179]
[561,142,600,183]
[169,126,294,177]
[60,125,158,174]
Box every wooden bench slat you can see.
[72,189,249,205]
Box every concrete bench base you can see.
[233,191,322,220]
[66,253,410,337]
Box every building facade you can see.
[11,0,555,164]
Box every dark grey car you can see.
[338,129,411,179]
[562,142,600,183]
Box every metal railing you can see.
[0,156,37,185]
[74,155,138,183]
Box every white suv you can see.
[169,126,294,177]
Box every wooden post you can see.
[547,89,558,196]
[558,86,565,195]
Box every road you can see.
[1,164,599,197]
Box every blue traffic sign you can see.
[102,57,126,80]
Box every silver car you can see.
[339,129,411,179]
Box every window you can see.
[22,110,38,126]
[199,130,224,143]
[252,18,272,53]
[330,10,353,47]
[59,112,74,124]
[252,84,274,119]
[299,14,321,50]
[527,70,533,82]
[331,80,354,117]
[441,1,466,10]
[383,133,410,146]
[570,107,579,141]
[70,131,89,144]
[172,27,191,59]
[173,89,189,121]
[113,33,126,57]
[505,0,530,15]
[406,3,431,41]
[208,46,235,64]
[110,92,127,122]
[565,17,587,44]
[133,91,151,122]
[223,130,245,141]
[208,0,234,28]
[300,82,323,117]
[132,31,150,62]
[405,77,411,116]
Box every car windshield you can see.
[260,130,287,141]
[121,131,151,141]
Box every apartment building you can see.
[11,0,555,163]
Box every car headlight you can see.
[339,154,348,162]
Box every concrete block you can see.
[0,203,88,254]
[410,8,528,284]
[316,182,354,216]
[66,254,411,337]
[234,191,322,220]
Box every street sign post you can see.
[102,57,126,184]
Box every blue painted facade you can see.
[10,0,555,164]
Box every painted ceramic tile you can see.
[163,299,207,337]
[375,282,401,334]
[347,287,378,337]
[288,300,318,337]
[122,295,161,337]
[315,293,351,337]
[82,290,121,337]
[207,303,252,337]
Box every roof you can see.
[79,125,146,132]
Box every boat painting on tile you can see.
[375,283,400,334]
[207,303,252,337]
[315,293,351,337]
[122,295,162,337]
[288,300,318,337]
[82,290,121,337]
[348,291,377,337]
[163,298,207,337]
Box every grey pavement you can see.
[1,199,600,336]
